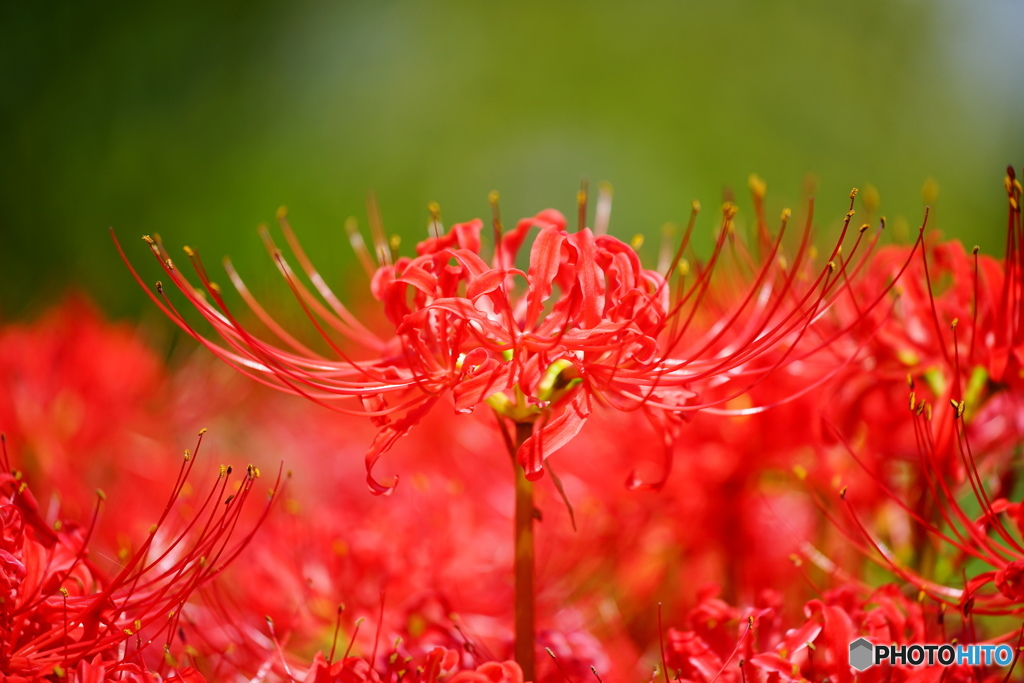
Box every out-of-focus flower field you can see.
[3,171,1024,680]
[3,3,1024,681]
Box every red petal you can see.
[525,226,566,330]
[416,219,484,255]
[364,396,439,495]
[467,268,511,301]
[518,389,591,478]
[454,357,512,413]
[567,228,605,327]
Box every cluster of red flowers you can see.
[2,167,1022,681]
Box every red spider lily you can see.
[808,170,1024,622]
[0,432,280,679]
[829,382,1024,623]
[663,583,1010,683]
[301,646,523,683]
[828,167,1024,489]
[113,182,910,496]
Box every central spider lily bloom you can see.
[114,180,914,679]
[115,183,904,496]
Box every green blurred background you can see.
[2,0,1022,319]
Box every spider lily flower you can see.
[832,382,1024,623]
[830,167,1024,484]
[809,169,1024,613]
[0,433,280,679]
[301,646,524,683]
[114,182,911,495]
[663,583,1003,683]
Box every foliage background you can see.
[2,0,1022,318]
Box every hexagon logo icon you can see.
[849,637,874,671]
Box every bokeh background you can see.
[2,0,1023,319]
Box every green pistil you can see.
[486,360,581,422]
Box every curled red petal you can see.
[626,409,682,492]
[416,218,484,255]
[466,268,511,301]
[518,389,591,479]
[454,357,512,413]
[365,396,439,495]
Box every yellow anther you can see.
[183,245,195,257]
[748,174,766,199]
[389,234,401,250]
[850,188,859,198]
[691,200,701,213]
[60,586,69,597]
[96,489,106,501]
[276,205,288,220]
[184,449,191,461]
[142,235,154,244]
[488,190,500,205]
[198,428,208,435]
[631,234,645,250]
[780,208,792,221]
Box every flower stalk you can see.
[512,420,536,681]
